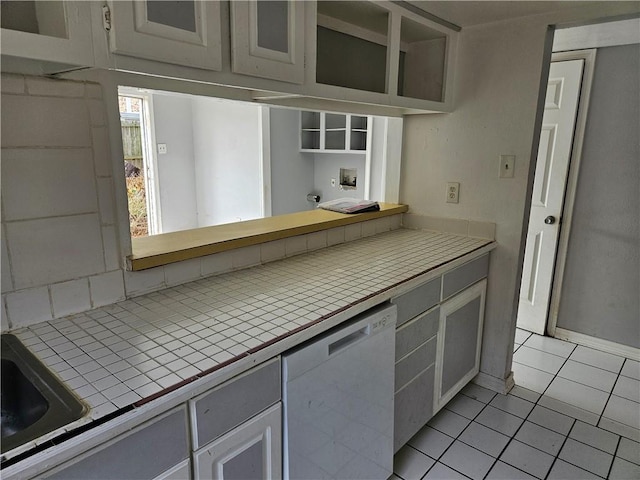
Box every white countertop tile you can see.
[8,229,492,459]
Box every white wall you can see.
[369,117,386,202]
[556,44,640,348]
[401,12,606,387]
[1,75,125,330]
[152,94,198,233]
[191,97,263,226]
[313,153,367,202]
[269,108,315,216]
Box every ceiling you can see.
[407,1,640,28]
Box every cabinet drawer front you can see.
[442,254,489,300]
[393,366,435,453]
[395,307,439,361]
[191,357,281,449]
[392,277,441,327]
[46,407,189,480]
[395,336,437,392]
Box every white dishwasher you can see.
[282,303,396,480]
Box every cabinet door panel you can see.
[435,280,486,410]
[109,0,222,70]
[0,1,94,68]
[146,1,197,32]
[193,404,282,480]
[45,407,189,480]
[153,459,191,480]
[231,0,304,84]
[441,298,481,394]
[191,357,280,449]
[394,365,434,453]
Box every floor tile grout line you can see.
[516,335,635,477]
[488,389,559,480]
[418,392,497,478]
[400,332,637,480]
[596,359,628,429]
[606,435,623,479]
[542,418,577,480]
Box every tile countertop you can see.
[7,229,494,461]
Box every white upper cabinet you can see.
[310,1,459,112]
[230,0,305,84]
[300,111,370,152]
[107,0,222,70]
[0,1,94,72]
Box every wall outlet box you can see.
[446,182,460,203]
[499,155,515,178]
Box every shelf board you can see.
[129,203,409,270]
[325,128,347,132]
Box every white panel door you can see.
[517,60,584,334]
[108,0,222,70]
[230,1,305,84]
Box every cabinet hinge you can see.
[102,4,112,32]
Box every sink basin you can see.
[1,334,86,453]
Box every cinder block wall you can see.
[1,74,125,330]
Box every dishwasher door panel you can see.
[283,304,396,480]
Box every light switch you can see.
[499,155,515,178]
[157,143,167,155]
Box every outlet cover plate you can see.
[446,182,460,203]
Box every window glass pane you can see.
[1,1,67,38]
[147,0,196,33]
[257,1,289,53]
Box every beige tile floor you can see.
[393,329,640,479]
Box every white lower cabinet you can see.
[43,407,190,480]
[435,279,487,410]
[392,254,489,450]
[193,404,282,480]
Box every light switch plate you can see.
[499,155,515,178]
[446,182,460,203]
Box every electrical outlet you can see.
[446,182,459,203]
[157,143,167,155]
[499,155,515,178]
[330,178,336,187]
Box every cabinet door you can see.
[230,1,304,84]
[0,1,93,69]
[108,0,222,70]
[193,404,282,480]
[435,280,486,411]
[153,459,191,480]
[45,407,189,480]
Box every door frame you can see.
[545,49,596,336]
[117,86,163,235]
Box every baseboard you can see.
[554,328,640,361]
[472,371,514,394]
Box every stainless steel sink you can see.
[1,334,86,453]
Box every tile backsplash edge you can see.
[1,215,402,332]
[402,213,496,240]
